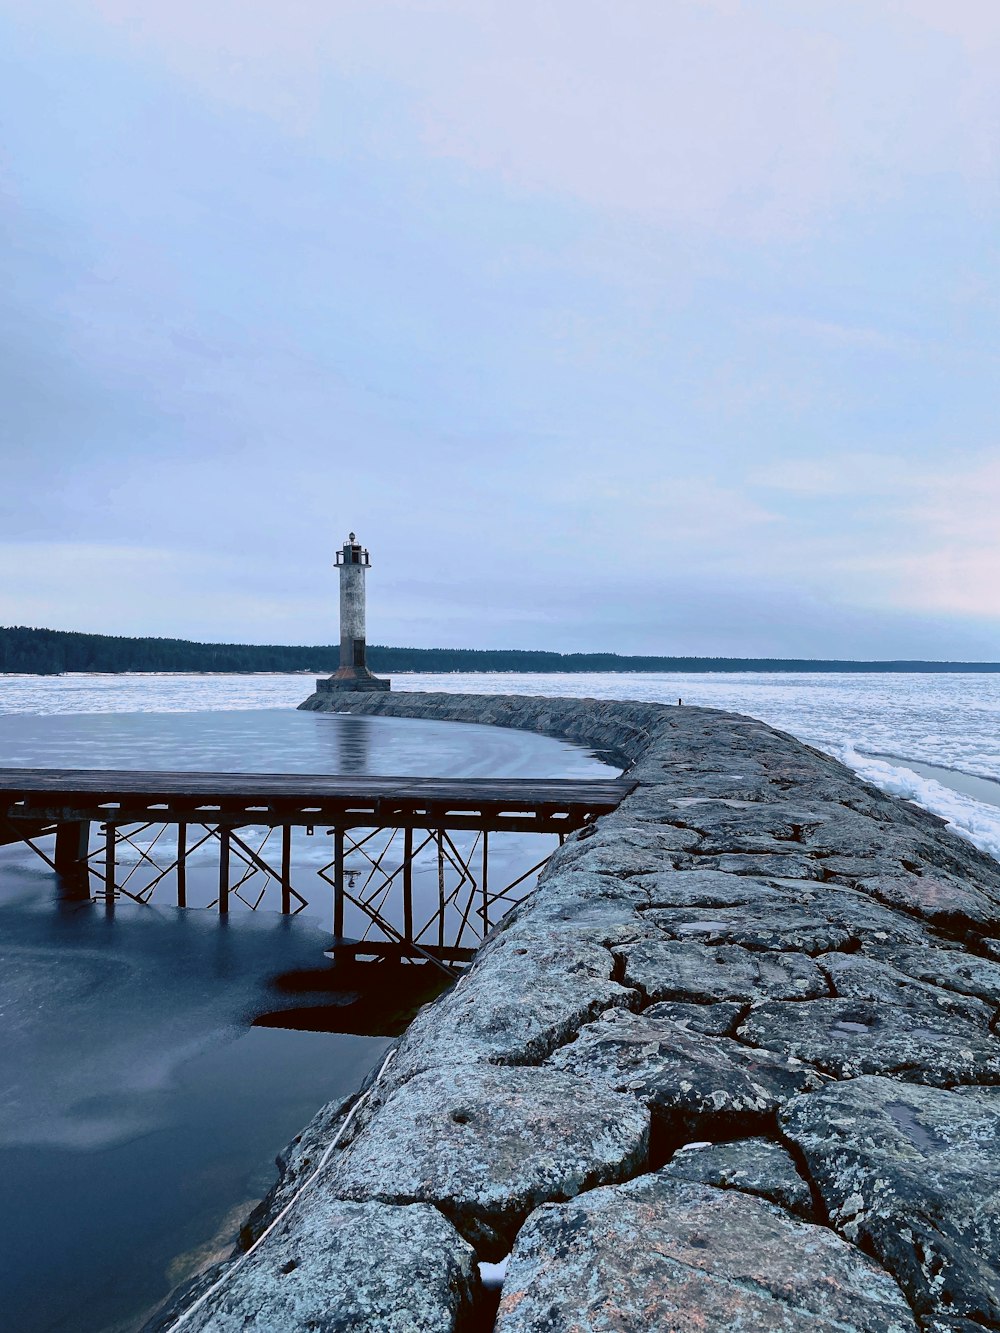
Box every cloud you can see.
[750,450,1000,623]
[750,454,911,498]
[60,0,1000,236]
[760,315,923,355]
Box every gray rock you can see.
[860,870,1000,934]
[699,851,827,879]
[819,951,994,1025]
[552,820,699,875]
[616,937,827,1003]
[495,1174,916,1332]
[888,946,1000,1006]
[739,994,1000,1084]
[330,1063,649,1257]
[646,902,855,953]
[172,1198,478,1332]
[547,1009,823,1143]
[781,1076,1000,1325]
[499,868,648,931]
[663,1137,814,1219]
[629,868,775,907]
[642,998,746,1035]
[659,799,845,855]
[386,920,636,1081]
[763,880,934,946]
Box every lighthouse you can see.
[322,532,391,692]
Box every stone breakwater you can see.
[156,692,1000,1332]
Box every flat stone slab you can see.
[662,1137,814,1219]
[494,1174,917,1332]
[699,851,826,878]
[555,820,700,875]
[548,1009,824,1142]
[888,945,1000,1006]
[615,937,827,1003]
[629,868,776,908]
[739,993,1000,1084]
[781,1076,1000,1325]
[646,902,856,953]
[643,998,746,1036]
[818,952,995,1025]
[639,879,932,949]
[386,917,636,1080]
[330,1063,649,1258]
[860,871,1000,933]
[172,1197,478,1332]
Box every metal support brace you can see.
[219,827,230,914]
[281,826,292,915]
[333,828,345,938]
[103,822,115,907]
[176,823,187,908]
[403,826,413,941]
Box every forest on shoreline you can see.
[2,626,999,675]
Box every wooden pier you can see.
[0,769,633,972]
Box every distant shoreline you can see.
[2,626,999,675]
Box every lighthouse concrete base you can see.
[316,673,391,693]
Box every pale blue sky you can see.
[2,1,999,656]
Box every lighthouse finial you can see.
[348,531,356,543]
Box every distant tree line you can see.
[2,626,999,675]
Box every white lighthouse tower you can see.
[322,532,390,691]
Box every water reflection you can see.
[0,709,616,1333]
[331,712,373,771]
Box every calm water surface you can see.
[0,697,613,1333]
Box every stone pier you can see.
[152,693,1000,1332]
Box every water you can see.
[6,668,995,858]
[0,692,613,1333]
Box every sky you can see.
[2,0,1000,658]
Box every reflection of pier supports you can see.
[54,820,90,897]
[0,770,631,972]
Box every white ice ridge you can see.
[829,743,1000,865]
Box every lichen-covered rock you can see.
[552,820,700,875]
[762,879,934,947]
[646,901,856,953]
[818,951,995,1025]
[739,994,1000,1084]
[860,870,1000,933]
[699,851,826,878]
[642,998,745,1035]
[659,799,845,854]
[385,919,637,1082]
[494,1174,916,1332]
[781,1076,1000,1325]
[662,1137,814,1218]
[330,1063,649,1257]
[492,869,648,932]
[171,1198,478,1332]
[616,937,827,1003]
[547,1009,823,1143]
[628,867,774,907]
[888,945,1000,1006]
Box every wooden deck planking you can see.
[0,770,634,834]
